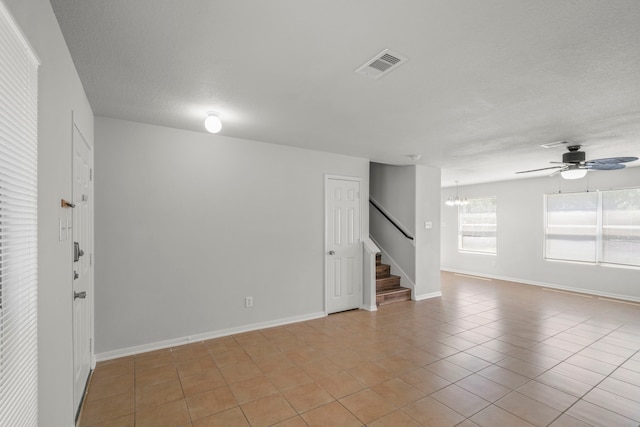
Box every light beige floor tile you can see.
[456,374,511,402]
[186,386,238,421]
[135,378,184,409]
[228,374,278,404]
[175,355,217,378]
[470,404,536,427]
[135,399,190,427]
[367,410,421,427]
[516,380,579,412]
[403,395,465,426]
[339,389,395,424]
[314,370,366,399]
[80,390,134,426]
[399,368,451,394]
[301,401,363,427]
[192,407,249,427]
[135,364,179,387]
[267,366,314,391]
[495,391,561,427]
[80,273,640,427]
[370,377,425,408]
[180,368,226,397]
[281,381,334,413]
[86,373,134,402]
[431,384,490,417]
[566,400,638,427]
[240,394,297,427]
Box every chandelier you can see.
[445,181,469,207]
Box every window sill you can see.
[544,258,640,270]
[458,250,497,256]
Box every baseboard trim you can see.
[360,304,378,312]
[441,268,640,303]
[95,311,326,362]
[414,291,442,301]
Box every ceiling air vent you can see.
[356,49,408,79]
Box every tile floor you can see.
[79,272,640,426]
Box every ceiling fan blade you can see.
[549,168,567,177]
[515,166,564,174]
[585,163,626,170]
[587,156,638,164]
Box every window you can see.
[458,197,497,254]
[0,3,39,426]
[602,188,640,266]
[545,192,597,262]
[544,189,640,267]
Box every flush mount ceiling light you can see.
[204,112,222,133]
[445,181,469,207]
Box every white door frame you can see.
[324,174,363,314]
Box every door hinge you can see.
[90,253,93,267]
[90,168,93,181]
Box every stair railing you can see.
[369,198,414,241]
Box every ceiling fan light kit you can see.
[560,167,588,180]
[516,144,638,180]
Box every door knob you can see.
[74,291,87,300]
[328,251,335,255]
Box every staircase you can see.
[376,253,411,306]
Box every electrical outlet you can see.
[245,296,253,308]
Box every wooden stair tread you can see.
[376,287,411,295]
[374,253,411,306]
[376,264,390,277]
[376,286,411,306]
[376,274,401,283]
[376,275,401,292]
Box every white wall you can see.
[3,0,94,425]
[415,165,442,299]
[369,163,441,298]
[441,167,640,300]
[94,117,369,356]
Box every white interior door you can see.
[72,121,93,416]
[326,177,362,313]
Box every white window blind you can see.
[458,197,497,254]
[545,192,598,263]
[545,189,640,267]
[601,188,640,267]
[0,2,39,426]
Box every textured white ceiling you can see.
[50,0,640,186]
